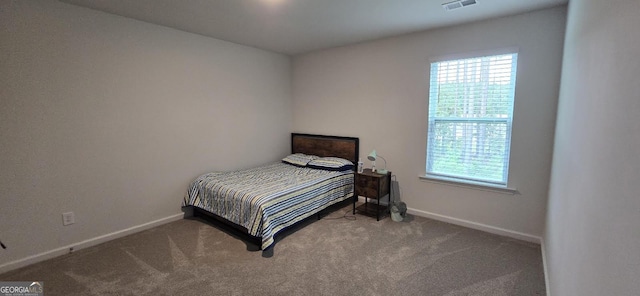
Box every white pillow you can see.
[282,153,318,167]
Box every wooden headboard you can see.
[291,133,359,163]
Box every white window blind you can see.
[426,52,518,186]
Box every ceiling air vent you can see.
[442,0,477,11]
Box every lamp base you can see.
[375,169,388,175]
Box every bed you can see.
[182,133,359,250]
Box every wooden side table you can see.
[354,168,391,221]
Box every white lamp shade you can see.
[367,150,377,161]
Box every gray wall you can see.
[0,0,291,270]
[545,0,640,294]
[293,7,566,240]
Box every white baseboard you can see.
[0,213,184,274]
[540,238,551,296]
[407,207,542,244]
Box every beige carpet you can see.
[0,204,545,295]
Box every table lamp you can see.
[367,150,388,174]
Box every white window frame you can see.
[423,49,519,192]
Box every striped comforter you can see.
[183,162,354,249]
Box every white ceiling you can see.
[59,0,568,55]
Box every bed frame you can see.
[188,133,359,251]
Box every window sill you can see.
[419,175,519,195]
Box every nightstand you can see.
[354,168,391,221]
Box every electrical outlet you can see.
[62,212,75,226]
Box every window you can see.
[426,52,518,187]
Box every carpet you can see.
[0,204,545,295]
